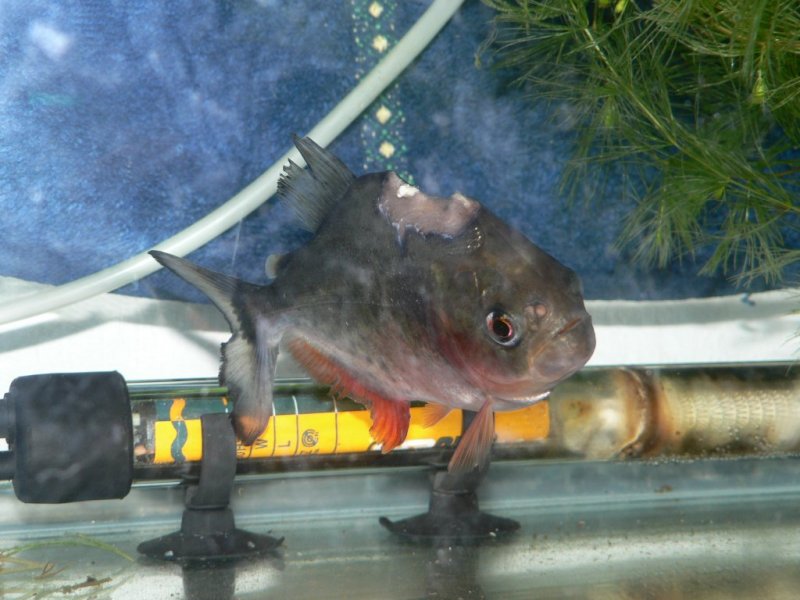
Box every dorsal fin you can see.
[278,135,356,232]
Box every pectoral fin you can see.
[448,401,495,474]
[420,403,452,428]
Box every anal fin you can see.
[448,401,494,474]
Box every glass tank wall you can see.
[1,1,799,599]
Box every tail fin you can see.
[149,251,275,444]
[150,251,241,329]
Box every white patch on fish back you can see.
[397,183,418,198]
[379,171,480,244]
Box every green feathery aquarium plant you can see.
[0,535,133,597]
[482,0,800,287]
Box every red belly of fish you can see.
[286,337,411,453]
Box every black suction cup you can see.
[380,470,519,545]
[138,413,283,562]
[137,507,283,563]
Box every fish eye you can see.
[485,310,520,347]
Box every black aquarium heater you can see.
[0,371,133,503]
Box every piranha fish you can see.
[150,136,595,473]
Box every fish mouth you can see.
[476,375,555,406]
[493,390,552,409]
[529,313,595,382]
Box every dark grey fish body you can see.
[151,137,595,472]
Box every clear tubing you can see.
[0,0,466,326]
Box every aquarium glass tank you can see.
[1,1,799,598]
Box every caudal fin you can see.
[149,250,275,444]
[150,251,241,328]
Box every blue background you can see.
[0,0,783,302]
